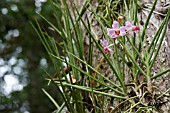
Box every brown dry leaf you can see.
[139,75,145,84]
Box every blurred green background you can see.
[0,0,62,112]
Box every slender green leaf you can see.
[42,88,60,109]
[54,81,126,99]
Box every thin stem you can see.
[92,57,105,87]
[146,63,152,92]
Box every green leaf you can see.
[42,88,60,109]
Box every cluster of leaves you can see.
[33,0,170,112]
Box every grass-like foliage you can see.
[32,0,170,112]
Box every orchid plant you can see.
[33,0,170,112]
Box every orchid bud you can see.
[118,16,124,22]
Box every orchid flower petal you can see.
[132,21,134,25]
[107,28,115,36]
[112,21,119,29]
[111,34,117,39]
[125,21,133,31]
[102,40,108,47]
[119,26,126,36]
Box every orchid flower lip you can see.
[115,30,120,35]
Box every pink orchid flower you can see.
[125,21,134,31]
[125,21,140,35]
[102,40,112,54]
[107,21,126,39]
